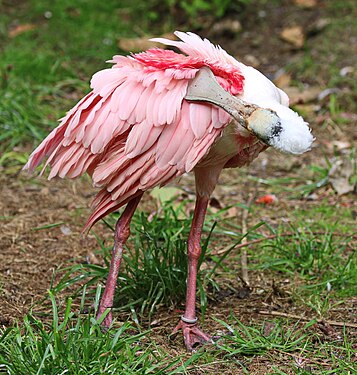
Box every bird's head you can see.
[246,106,314,155]
[238,65,314,154]
[185,67,314,155]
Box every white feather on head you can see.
[238,66,314,154]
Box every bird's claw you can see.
[171,319,213,351]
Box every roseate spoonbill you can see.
[24,31,313,351]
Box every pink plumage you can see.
[25,31,310,350]
[24,32,257,231]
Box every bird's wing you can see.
[24,60,233,229]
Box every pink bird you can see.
[24,31,313,351]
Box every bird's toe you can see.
[171,320,213,352]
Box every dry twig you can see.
[240,194,254,286]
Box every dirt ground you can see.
[0,1,356,372]
[1,151,356,373]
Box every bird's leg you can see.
[171,195,212,351]
[97,194,143,327]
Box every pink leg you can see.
[97,194,142,327]
[171,195,213,351]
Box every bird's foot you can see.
[97,305,113,328]
[171,318,213,351]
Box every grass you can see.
[287,0,357,114]
[217,316,356,374]
[217,317,314,358]
[0,0,356,373]
[0,289,200,375]
[52,202,195,319]
[254,229,356,295]
[52,199,249,321]
[0,0,245,161]
[1,274,356,374]
[0,0,141,163]
[42,198,355,373]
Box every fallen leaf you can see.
[226,206,239,218]
[294,0,317,8]
[340,66,354,77]
[318,87,340,101]
[200,261,210,271]
[284,85,321,105]
[86,252,101,265]
[328,158,355,195]
[60,225,72,236]
[280,26,305,48]
[209,197,223,209]
[330,141,351,151]
[273,71,292,88]
[150,186,181,204]
[293,103,320,117]
[118,33,175,52]
[307,18,330,36]
[211,19,242,36]
[8,23,37,38]
[243,54,260,68]
[255,194,278,205]
[149,319,160,327]
[305,193,319,201]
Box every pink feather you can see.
[25,31,251,230]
